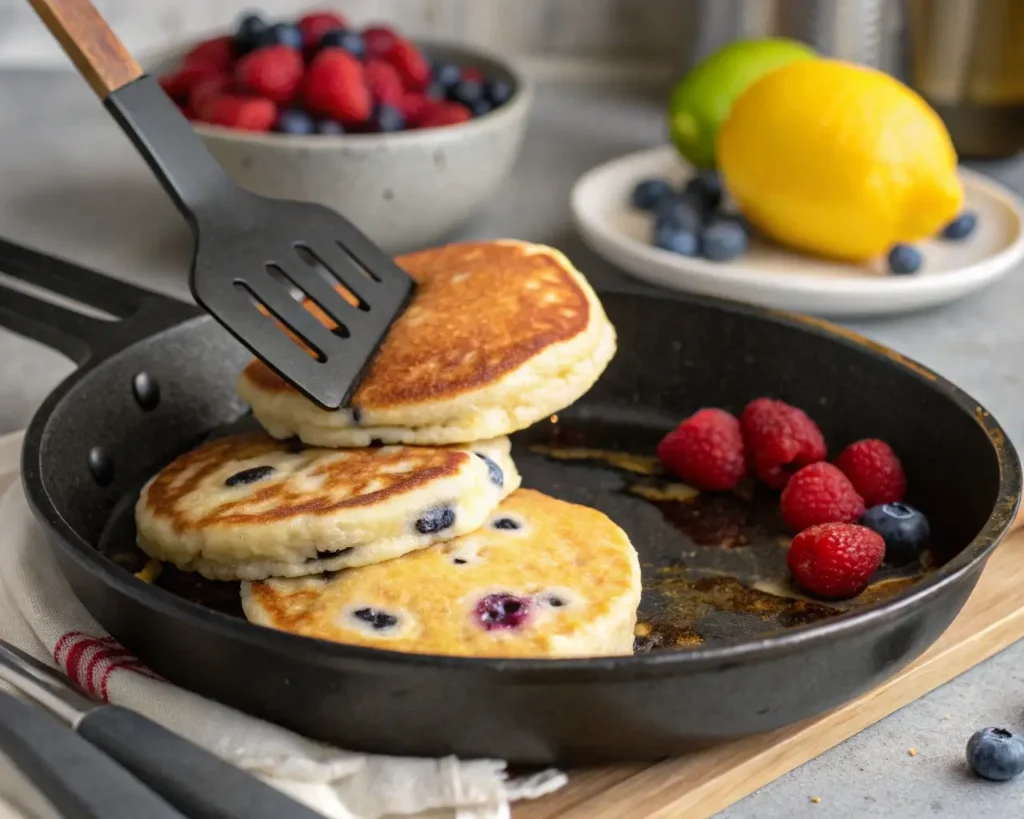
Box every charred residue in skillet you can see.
[516,417,930,653]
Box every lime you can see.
[669,38,816,169]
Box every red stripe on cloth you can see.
[97,658,155,701]
[53,631,85,665]
[83,646,134,696]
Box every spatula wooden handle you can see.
[29,0,142,98]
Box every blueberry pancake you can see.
[134,432,519,581]
[236,240,617,447]
[241,489,641,658]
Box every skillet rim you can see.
[21,290,1023,678]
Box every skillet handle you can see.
[0,238,199,365]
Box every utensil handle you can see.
[77,705,326,819]
[0,692,186,819]
[28,0,142,98]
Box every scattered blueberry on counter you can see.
[888,244,923,275]
[859,502,929,565]
[967,728,1024,781]
[942,210,978,240]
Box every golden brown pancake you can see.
[237,240,617,446]
[134,432,519,580]
[241,489,641,658]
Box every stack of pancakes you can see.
[135,240,641,658]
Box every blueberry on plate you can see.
[234,13,267,56]
[432,62,462,90]
[942,210,978,240]
[267,22,303,50]
[700,216,749,262]
[654,194,702,232]
[471,99,493,117]
[860,502,929,565]
[275,109,315,135]
[888,244,922,275]
[631,178,674,211]
[653,221,699,256]
[967,728,1024,781]
[316,120,346,135]
[486,80,514,106]
[683,170,723,213]
[450,78,485,107]
[319,29,365,59]
[368,103,405,133]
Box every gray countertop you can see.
[2,68,1024,817]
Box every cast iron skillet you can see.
[0,239,1018,765]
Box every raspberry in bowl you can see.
[145,9,532,253]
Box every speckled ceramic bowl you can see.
[145,41,532,253]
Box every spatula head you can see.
[189,193,414,411]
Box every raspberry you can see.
[158,62,224,103]
[834,439,907,507]
[416,100,471,129]
[780,462,865,532]
[741,397,827,489]
[189,74,234,120]
[364,59,404,107]
[787,523,885,598]
[303,48,371,124]
[236,45,304,104]
[385,39,430,91]
[297,11,348,47]
[398,92,431,127]
[656,409,746,491]
[363,25,399,60]
[202,95,277,132]
[183,36,234,72]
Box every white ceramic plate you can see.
[571,145,1024,317]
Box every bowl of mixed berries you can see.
[150,8,532,252]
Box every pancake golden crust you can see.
[243,241,591,408]
[241,489,641,658]
[236,240,617,446]
[134,432,519,581]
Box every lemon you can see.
[717,59,963,262]
[669,38,816,169]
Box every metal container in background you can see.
[907,0,1024,159]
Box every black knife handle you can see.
[77,705,326,819]
[0,692,185,819]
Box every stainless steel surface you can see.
[0,641,98,728]
[907,0,1024,159]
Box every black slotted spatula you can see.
[29,0,414,411]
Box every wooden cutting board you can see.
[515,511,1024,819]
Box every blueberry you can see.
[310,546,354,561]
[316,120,346,136]
[653,221,699,256]
[631,178,674,211]
[224,465,275,487]
[234,13,268,55]
[275,109,315,135]
[492,517,520,530]
[942,210,978,240]
[485,80,514,106]
[888,244,923,275]
[319,29,365,59]
[353,607,398,631]
[267,22,303,50]
[474,453,503,487]
[860,503,929,565]
[415,505,455,534]
[450,79,485,107]
[967,728,1024,781]
[684,170,723,213]
[426,81,447,100]
[433,62,462,89]
[654,194,702,232]
[453,558,468,565]
[471,99,493,117]
[350,406,363,424]
[368,103,406,133]
[700,216,749,262]
[547,596,565,607]
[475,593,531,631]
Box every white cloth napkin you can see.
[0,430,565,819]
